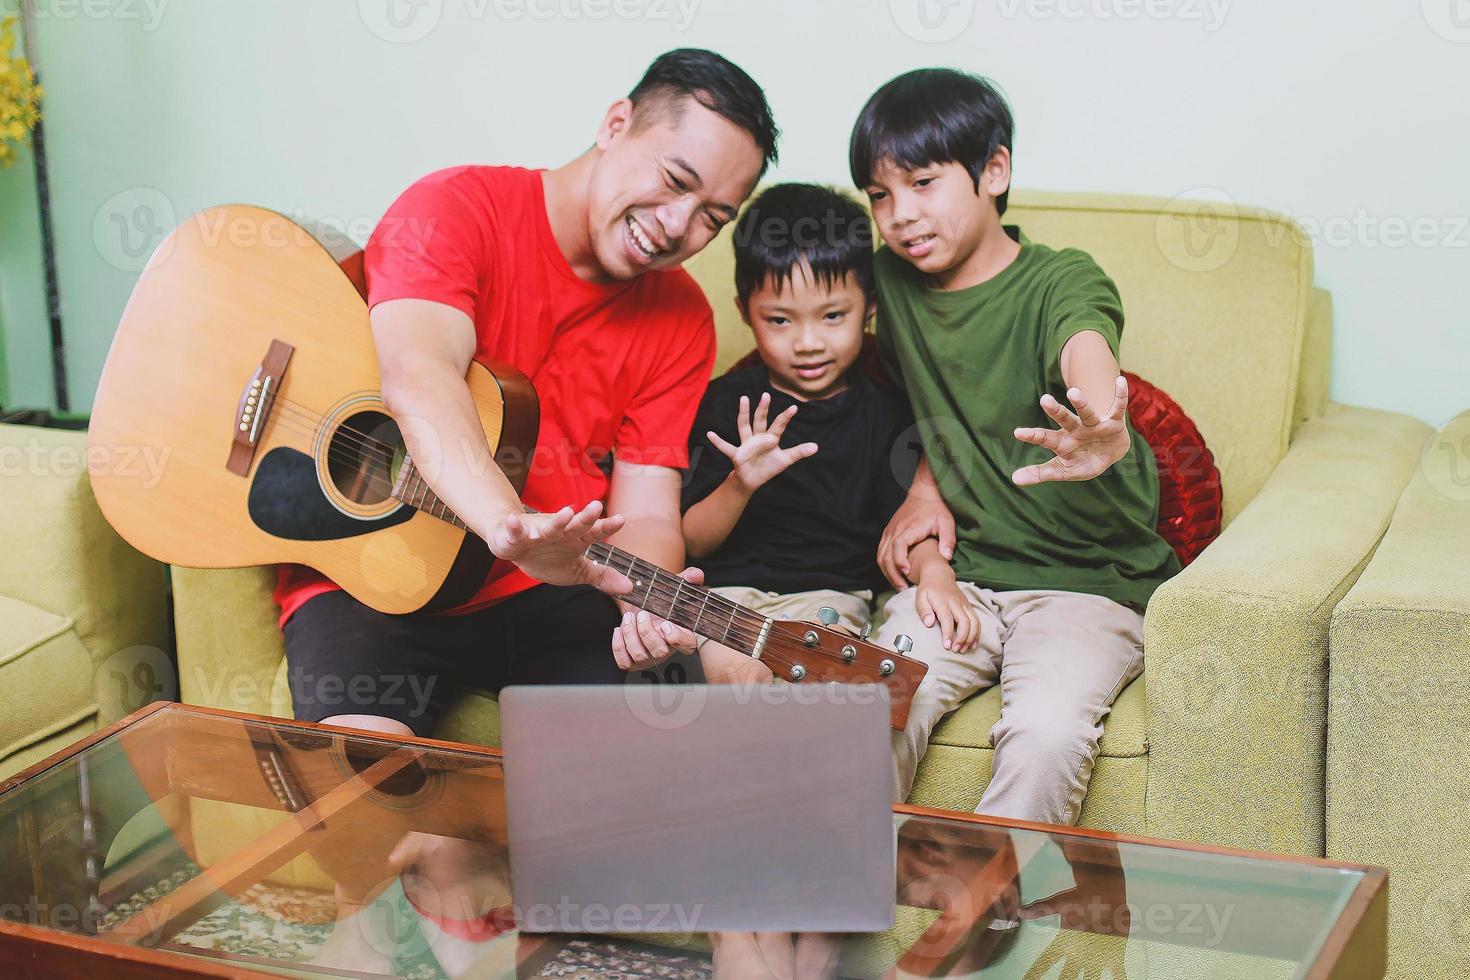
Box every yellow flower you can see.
[0,16,42,171]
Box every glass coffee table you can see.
[0,702,1385,978]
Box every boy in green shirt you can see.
[849,68,1181,826]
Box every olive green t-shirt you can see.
[875,227,1180,609]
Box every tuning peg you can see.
[817,606,839,626]
[860,622,873,640]
[895,634,913,654]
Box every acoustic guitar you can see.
[88,205,929,727]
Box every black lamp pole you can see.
[18,0,68,413]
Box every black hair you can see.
[848,68,1014,216]
[731,183,875,309]
[628,49,779,178]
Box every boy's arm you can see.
[1011,330,1132,487]
[682,393,817,559]
[682,475,753,559]
[1013,249,1133,487]
[878,454,957,590]
[908,538,980,653]
[906,537,954,586]
[1060,329,1126,419]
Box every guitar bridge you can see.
[226,339,294,476]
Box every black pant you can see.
[282,584,702,736]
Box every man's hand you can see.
[706,393,818,494]
[611,566,704,669]
[482,501,630,591]
[1012,375,1132,487]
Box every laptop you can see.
[500,683,896,934]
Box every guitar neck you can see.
[583,541,770,659]
[386,474,770,657]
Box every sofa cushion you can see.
[0,595,98,768]
[400,674,1149,761]
[930,673,1146,758]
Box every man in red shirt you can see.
[276,49,778,741]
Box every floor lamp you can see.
[17,0,68,413]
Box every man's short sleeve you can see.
[364,168,487,319]
[1042,249,1125,388]
[614,300,717,470]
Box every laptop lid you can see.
[500,683,895,934]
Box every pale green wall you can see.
[0,0,1465,425]
[0,78,47,408]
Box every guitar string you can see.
[584,544,791,638]
[585,553,772,642]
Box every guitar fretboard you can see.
[583,541,771,656]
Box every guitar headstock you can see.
[757,618,929,730]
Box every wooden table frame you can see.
[0,702,1388,978]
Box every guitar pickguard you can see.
[248,447,415,541]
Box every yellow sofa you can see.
[1326,410,1470,979]
[0,422,170,778]
[170,190,1432,861]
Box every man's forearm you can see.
[382,366,523,543]
[682,476,751,559]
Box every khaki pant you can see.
[877,583,1144,827]
[698,586,872,683]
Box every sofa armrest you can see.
[171,565,287,717]
[1143,403,1430,856]
[0,423,169,722]
[1325,410,1470,974]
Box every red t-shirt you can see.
[274,166,716,625]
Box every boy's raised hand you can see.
[1011,375,1132,487]
[707,393,819,494]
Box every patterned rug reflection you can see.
[99,865,713,979]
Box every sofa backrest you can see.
[683,190,1325,525]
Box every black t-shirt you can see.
[681,365,915,593]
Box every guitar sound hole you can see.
[327,411,404,506]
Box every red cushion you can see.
[726,344,1221,566]
[1122,371,1222,566]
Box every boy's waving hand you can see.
[706,392,820,493]
[1011,374,1132,486]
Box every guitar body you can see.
[89,205,537,615]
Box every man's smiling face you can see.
[585,94,764,281]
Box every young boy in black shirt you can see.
[681,183,957,689]
[683,181,946,979]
